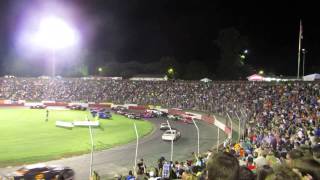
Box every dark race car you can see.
[66,105,87,111]
[30,105,47,109]
[111,106,126,112]
[3,164,74,180]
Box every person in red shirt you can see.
[247,156,257,174]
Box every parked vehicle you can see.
[66,105,87,111]
[168,114,181,121]
[127,113,141,119]
[141,111,155,118]
[30,105,47,109]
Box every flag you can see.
[300,20,303,39]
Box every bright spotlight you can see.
[33,16,78,50]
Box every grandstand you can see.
[0,78,319,179]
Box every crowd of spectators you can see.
[0,77,319,179]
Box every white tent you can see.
[247,74,264,81]
[303,73,320,81]
[200,78,212,83]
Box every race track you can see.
[0,117,226,179]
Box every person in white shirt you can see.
[254,150,268,169]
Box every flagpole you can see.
[297,20,302,79]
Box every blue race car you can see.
[98,112,112,119]
[92,111,112,119]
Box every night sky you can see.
[0,0,318,76]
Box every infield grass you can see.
[0,108,153,167]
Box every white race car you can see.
[160,123,170,130]
[162,129,181,141]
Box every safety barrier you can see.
[166,108,232,137]
[43,101,68,106]
[168,108,185,116]
[0,99,25,106]
[201,114,215,124]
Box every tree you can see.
[2,54,43,76]
[159,56,181,79]
[183,61,209,80]
[215,28,248,79]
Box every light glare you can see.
[33,16,78,50]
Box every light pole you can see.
[217,127,220,152]
[167,120,173,161]
[192,119,200,155]
[302,49,306,77]
[226,112,233,140]
[259,70,264,75]
[133,119,139,174]
[86,116,94,179]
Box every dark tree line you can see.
[1,28,254,80]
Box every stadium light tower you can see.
[33,16,78,77]
[259,70,264,75]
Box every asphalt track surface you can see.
[0,117,225,179]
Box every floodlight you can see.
[168,68,174,74]
[33,16,78,50]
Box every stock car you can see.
[96,112,112,119]
[90,108,108,114]
[90,108,112,119]
[66,105,87,111]
[115,110,127,115]
[30,105,47,109]
[161,129,181,141]
[90,107,106,113]
[147,109,167,117]
[1,164,74,180]
[168,114,181,121]
[160,122,171,130]
[127,113,141,119]
[99,112,112,119]
[111,106,126,112]
[141,111,155,118]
